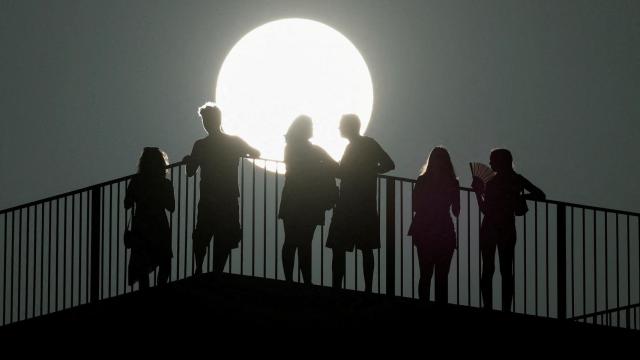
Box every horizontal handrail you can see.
[2,158,639,218]
[570,303,640,321]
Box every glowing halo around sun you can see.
[215,18,374,172]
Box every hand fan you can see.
[469,162,496,184]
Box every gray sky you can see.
[1,0,639,212]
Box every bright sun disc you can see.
[215,18,374,172]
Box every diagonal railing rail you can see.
[1,158,639,330]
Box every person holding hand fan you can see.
[471,148,545,311]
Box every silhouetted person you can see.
[472,148,545,311]
[327,114,395,292]
[124,147,175,289]
[278,115,339,284]
[184,102,260,276]
[408,147,459,303]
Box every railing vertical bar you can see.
[385,179,395,297]
[240,159,244,276]
[124,181,130,292]
[71,195,75,307]
[582,208,586,317]
[467,191,470,306]
[90,187,101,302]
[116,183,120,295]
[320,225,324,286]
[523,210,527,314]
[25,207,30,319]
[400,182,403,297]
[605,211,609,325]
[177,166,182,280]
[64,197,69,308]
[456,197,460,305]
[80,192,84,304]
[626,215,630,320]
[40,203,45,315]
[184,168,189,279]
[593,210,597,315]
[18,208,22,320]
[412,182,416,299]
[545,203,549,317]
[570,207,575,317]
[50,202,54,313]
[478,206,481,306]
[169,170,176,281]
[3,213,7,324]
[32,205,37,317]
[556,204,566,320]
[193,173,197,276]
[26,206,31,319]
[275,164,279,281]
[378,178,381,294]
[11,212,15,323]
[264,160,267,278]
[534,202,538,315]
[109,185,113,297]
[252,159,256,277]
[615,214,620,326]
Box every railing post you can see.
[386,179,395,297]
[90,187,101,303]
[557,204,567,319]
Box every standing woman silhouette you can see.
[278,115,339,283]
[124,147,175,289]
[472,148,545,311]
[408,146,460,303]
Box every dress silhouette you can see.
[124,147,175,289]
[185,103,260,275]
[327,114,395,292]
[472,148,545,311]
[408,147,459,303]
[278,115,339,284]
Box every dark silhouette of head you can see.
[490,148,514,173]
[138,147,169,178]
[198,102,222,134]
[421,146,457,184]
[339,114,361,140]
[285,115,313,144]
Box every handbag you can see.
[514,190,529,216]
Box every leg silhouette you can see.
[434,254,452,304]
[362,249,374,293]
[480,242,496,309]
[282,243,296,282]
[157,258,171,285]
[498,242,515,312]
[417,246,434,301]
[332,250,346,289]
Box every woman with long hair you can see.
[278,115,338,283]
[408,146,459,303]
[124,147,175,289]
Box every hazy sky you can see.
[1,0,638,212]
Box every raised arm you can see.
[238,137,261,159]
[471,177,487,214]
[521,175,546,201]
[375,142,395,174]
[124,179,135,210]
[451,180,461,217]
[184,142,200,177]
[318,147,339,177]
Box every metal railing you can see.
[1,158,638,330]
